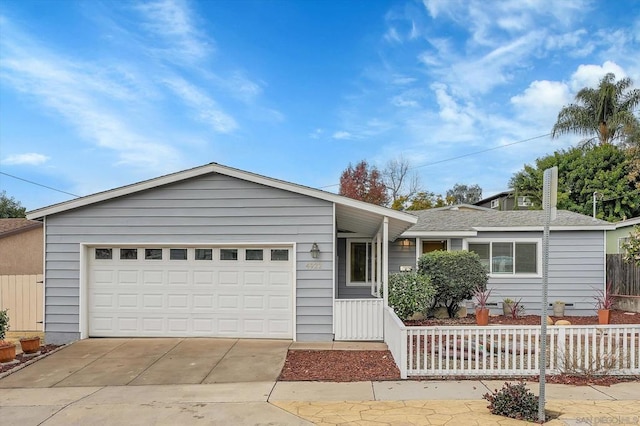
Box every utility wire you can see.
[0,171,81,198]
[320,132,552,188]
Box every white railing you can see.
[384,308,640,377]
[334,299,384,341]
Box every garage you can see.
[87,245,294,339]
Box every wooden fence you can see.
[0,274,43,331]
[607,254,640,296]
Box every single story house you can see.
[27,164,613,345]
[0,218,44,331]
[382,205,614,316]
[606,216,640,254]
[27,163,417,344]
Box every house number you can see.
[305,262,321,270]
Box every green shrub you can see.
[418,250,488,318]
[0,308,9,341]
[483,381,539,422]
[387,272,435,320]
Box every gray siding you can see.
[474,230,605,315]
[44,174,334,343]
[389,239,417,273]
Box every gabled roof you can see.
[0,218,42,239]
[613,217,640,229]
[402,205,613,236]
[26,162,417,240]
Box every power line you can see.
[0,171,81,198]
[320,132,552,188]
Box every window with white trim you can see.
[347,239,376,286]
[490,199,499,209]
[517,196,533,207]
[468,240,539,275]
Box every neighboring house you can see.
[475,190,533,211]
[382,205,614,316]
[0,218,44,331]
[27,163,417,344]
[606,217,640,254]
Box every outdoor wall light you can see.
[310,243,320,259]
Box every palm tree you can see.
[551,73,640,146]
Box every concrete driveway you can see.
[0,338,292,388]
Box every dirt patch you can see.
[0,344,61,375]
[279,350,401,382]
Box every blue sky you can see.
[1,0,639,211]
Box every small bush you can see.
[387,272,435,320]
[483,381,539,422]
[0,308,9,341]
[418,251,488,317]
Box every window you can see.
[120,248,137,260]
[145,248,162,260]
[347,240,376,286]
[271,249,289,261]
[618,237,630,254]
[170,248,188,260]
[517,196,532,207]
[95,248,112,260]
[220,249,238,260]
[246,249,264,260]
[195,248,212,260]
[490,199,499,209]
[468,241,538,275]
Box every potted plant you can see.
[594,281,614,325]
[553,301,565,317]
[0,308,16,363]
[502,298,514,316]
[19,335,41,354]
[474,286,493,326]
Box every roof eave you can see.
[26,162,417,226]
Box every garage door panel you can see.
[88,246,293,338]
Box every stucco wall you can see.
[0,226,43,275]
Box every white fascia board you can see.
[614,217,640,229]
[401,231,477,237]
[473,225,615,232]
[27,162,418,225]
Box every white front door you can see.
[87,246,294,338]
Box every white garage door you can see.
[88,246,293,338]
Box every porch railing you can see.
[383,307,640,379]
[334,299,384,341]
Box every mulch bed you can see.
[279,350,401,382]
[0,344,61,375]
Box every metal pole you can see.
[538,166,557,422]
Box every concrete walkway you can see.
[1,380,638,425]
[1,338,639,424]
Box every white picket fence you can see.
[383,307,640,379]
[334,299,384,341]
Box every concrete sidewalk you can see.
[1,380,638,425]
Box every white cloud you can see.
[332,131,354,140]
[163,77,237,133]
[1,153,49,166]
[309,128,323,139]
[570,61,628,92]
[135,0,213,63]
[511,80,571,124]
